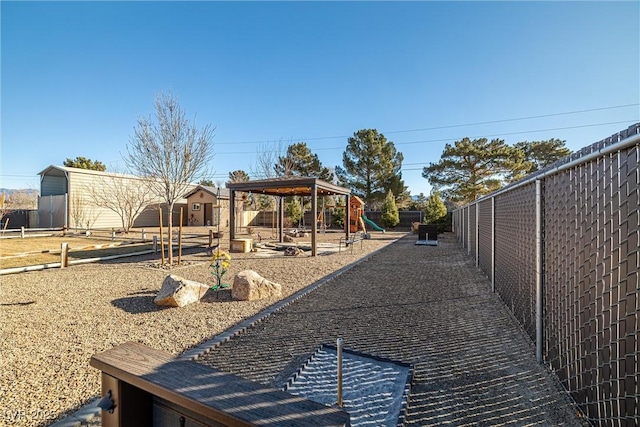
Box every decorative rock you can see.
[232,270,282,301]
[154,275,210,307]
[284,247,305,256]
[411,222,420,234]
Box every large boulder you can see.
[154,275,210,307]
[232,270,282,301]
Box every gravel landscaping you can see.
[0,229,401,427]
[197,233,589,426]
[1,229,589,427]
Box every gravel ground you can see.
[197,233,590,426]
[0,229,401,427]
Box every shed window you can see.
[192,203,201,211]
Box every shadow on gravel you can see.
[202,289,233,303]
[112,288,234,313]
[111,294,169,314]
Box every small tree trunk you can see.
[167,204,174,265]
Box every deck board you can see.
[91,342,349,426]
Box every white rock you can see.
[154,275,210,307]
[232,270,282,301]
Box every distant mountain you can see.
[0,188,39,196]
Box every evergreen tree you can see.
[63,156,106,171]
[285,197,303,226]
[228,170,250,183]
[408,193,428,211]
[422,137,523,205]
[331,198,345,228]
[275,142,333,181]
[423,191,448,224]
[337,129,405,207]
[380,190,399,228]
[384,173,411,209]
[513,139,572,177]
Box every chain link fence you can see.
[453,124,639,426]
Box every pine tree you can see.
[63,156,106,171]
[337,129,405,207]
[422,137,523,205]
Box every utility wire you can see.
[214,103,639,145]
[213,119,638,155]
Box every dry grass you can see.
[0,230,211,270]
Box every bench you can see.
[90,342,349,427]
[339,231,365,254]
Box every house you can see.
[183,185,231,228]
[37,165,226,230]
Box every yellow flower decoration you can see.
[210,249,231,290]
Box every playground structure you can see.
[348,196,385,233]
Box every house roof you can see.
[226,177,351,197]
[183,185,230,199]
[38,166,215,197]
[38,165,140,179]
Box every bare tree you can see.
[0,190,39,228]
[124,92,215,264]
[250,139,296,179]
[6,190,38,209]
[250,139,297,232]
[0,193,10,228]
[85,174,154,232]
[71,194,100,230]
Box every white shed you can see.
[38,165,191,229]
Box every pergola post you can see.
[278,196,284,243]
[229,190,236,241]
[345,195,350,240]
[226,178,351,257]
[311,184,317,256]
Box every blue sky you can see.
[2,1,639,196]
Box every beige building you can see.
[38,165,231,230]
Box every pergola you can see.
[227,177,352,256]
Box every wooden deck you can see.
[90,342,349,426]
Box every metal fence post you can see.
[535,179,543,363]
[466,207,471,254]
[475,203,479,267]
[491,196,495,293]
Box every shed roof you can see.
[184,185,230,199]
[226,177,350,197]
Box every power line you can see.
[213,119,638,155]
[214,103,639,145]
[382,104,639,135]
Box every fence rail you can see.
[453,123,640,427]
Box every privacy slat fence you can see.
[453,123,639,427]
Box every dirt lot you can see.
[0,228,210,270]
